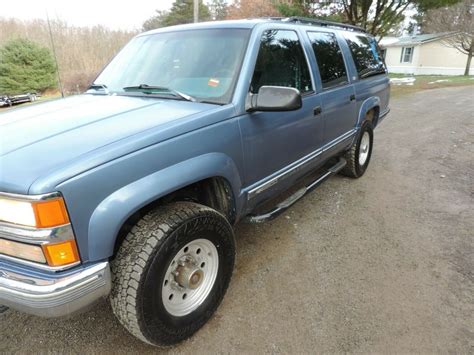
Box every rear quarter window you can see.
[343,33,386,79]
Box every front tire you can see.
[110,202,235,346]
[340,121,374,178]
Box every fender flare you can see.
[87,152,242,260]
[357,96,380,127]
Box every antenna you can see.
[46,10,65,98]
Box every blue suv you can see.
[0,17,389,346]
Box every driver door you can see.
[239,29,324,202]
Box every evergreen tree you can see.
[143,0,211,31]
[0,38,57,95]
[209,0,228,20]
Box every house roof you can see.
[380,32,456,47]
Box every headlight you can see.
[0,196,70,228]
[0,193,80,268]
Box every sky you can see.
[1,0,175,30]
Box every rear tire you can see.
[340,121,374,178]
[110,202,235,346]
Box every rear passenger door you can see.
[342,32,390,117]
[307,31,357,150]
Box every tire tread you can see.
[110,202,232,346]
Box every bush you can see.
[0,38,57,95]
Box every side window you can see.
[250,30,312,94]
[343,32,386,79]
[400,47,414,63]
[307,31,348,90]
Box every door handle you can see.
[350,94,356,101]
[313,106,322,116]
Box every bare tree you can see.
[226,0,280,19]
[277,0,465,38]
[0,18,136,93]
[424,0,473,75]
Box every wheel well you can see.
[365,106,380,127]
[112,177,236,256]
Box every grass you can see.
[389,74,474,97]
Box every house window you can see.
[401,47,414,63]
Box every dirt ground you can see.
[1,86,473,353]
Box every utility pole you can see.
[194,0,199,23]
[46,11,64,98]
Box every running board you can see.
[246,158,347,223]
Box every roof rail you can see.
[266,16,367,33]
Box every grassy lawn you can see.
[389,74,474,97]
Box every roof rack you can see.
[266,16,367,33]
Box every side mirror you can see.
[246,86,302,112]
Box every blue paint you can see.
[0,19,390,269]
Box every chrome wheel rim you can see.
[359,131,370,166]
[162,238,219,317]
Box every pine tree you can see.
[0,38,57,95]
[143,0,211,31]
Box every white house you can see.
[379,33,473,75]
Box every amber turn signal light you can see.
[42,240,80,267]
[0,195,70,228]
[33,198,70,228]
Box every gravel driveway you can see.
[1,86,473,353]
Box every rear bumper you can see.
[0,261,111,317]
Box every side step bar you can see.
[246,158,347,223]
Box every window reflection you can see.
[251,30,313,94]
[308,32,348,89]
[344,33,386,79]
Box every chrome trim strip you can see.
[0,223,77,271]
[0,191,61,202]
[322,129,357,152]
[379,108,390,119]
[0,223,74,244]
[0,261,111,317]
[248,147,323,200]
[247,129,356,200]
[0,253,80,272]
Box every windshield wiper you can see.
[122,84,196,102]
[87,83,109,94]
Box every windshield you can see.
[92,29,251,104]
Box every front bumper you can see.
[0,261,111,317]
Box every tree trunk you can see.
[464,41,473,76]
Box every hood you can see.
[0,94,218,194]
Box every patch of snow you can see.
[390,77,416,85]
[428,79,450,84]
